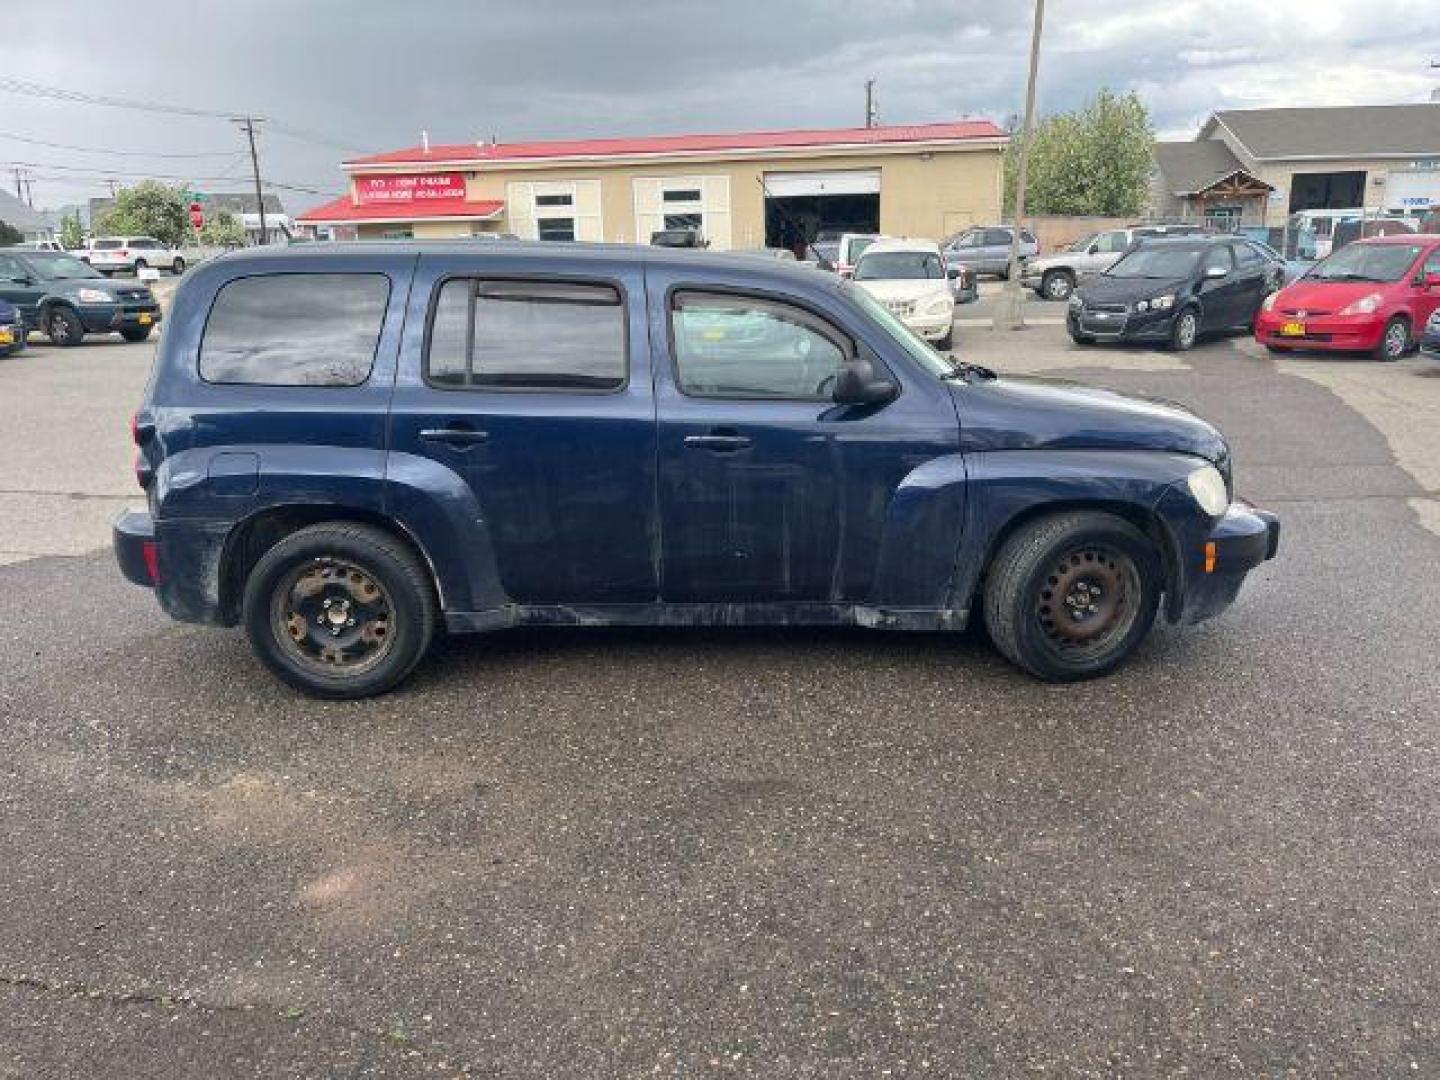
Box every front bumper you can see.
[1255,311,1386,351]
[76,302,162,333]
[0,320,23,353]
[1173,500,1281,625]
[1067,306,1177,343]
[1416,324,1439,357]
[902,311,955,340]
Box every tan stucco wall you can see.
[346,145,1003,246]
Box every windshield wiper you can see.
[941,357,997,382]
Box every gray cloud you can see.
[2,0,1437,213]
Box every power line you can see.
[0,129,236,158]
[0,76,241,119]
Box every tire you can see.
[120,326,153,343]
[1041,270,1075,301]
[1375,316,1409,362]
[983,511,1161,681]
[241,522,438,699]
[171,257,186,275]
[1264,343,1289,354]
[1169,307,1200,351]
[46,306,85,346]
[934,329,953,351]
[132,258,148,275]
[1069,330,1095,345]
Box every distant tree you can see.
[95,181,190,246]
[0,219,21,245]
[59,212,84,250]
[1006,88,1155,217]
[199,208,246,247]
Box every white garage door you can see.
[1385,170,1440,213]
[762,169,881,198]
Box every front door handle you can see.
[684,432,752,453]
[420,426,489,448]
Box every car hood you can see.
[1025,251,1079,273]
[855,279,951,305]
[48,277,139,298]
[1077,274,1188,305]
[949,374,1228,464]
[1271,278,1388,312]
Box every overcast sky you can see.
[4,0,1438,215]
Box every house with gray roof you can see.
[0,188,53,241]
[1152,102,1440,229]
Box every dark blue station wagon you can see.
[114,243,1279,698]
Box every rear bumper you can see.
[1255,311,1386,351]
[1174,500,1281,625]
[113,508,158,588]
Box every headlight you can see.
[1151,293,1175,310]
[1339,292,1383,316]
[1135,299,1149,312]
[75,288,111,303]
[927,295,954,314]
[1261,292,1278,312]
[1186,465,1230,517]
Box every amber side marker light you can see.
[1204,541,1218,574]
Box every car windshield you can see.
[1305,243,1423,283]
[24,252,102,280]
[1106,246,1203,279]
[1067,233,1098,252]
[853,251,944,281]
[843,280,953,379]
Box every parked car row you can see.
[0,248,162,345]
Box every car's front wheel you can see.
[1041,270,1075,301]
[1169,307,1200,351]
[241,523,437,698]
[47,306,85,346]
[983,511,1161,681]
[1375,316,1409,361]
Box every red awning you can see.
[297,196,504,225]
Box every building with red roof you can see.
[298,119,1007,250]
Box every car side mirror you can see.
[1204,265,1229,279]
[1425,272,1440,290]
[832,351,898,406]
[8,275,32,286]
[1087,244,1100,255]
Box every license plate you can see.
[0,328,12,345]
[1280,321,1305,337]
[138,312,153,325]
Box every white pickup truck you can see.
[82,236,186,276]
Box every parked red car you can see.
[1255,235,1440,360]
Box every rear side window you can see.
[200,273,390,386]
[427,279,626,391]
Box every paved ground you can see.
[2,300,1440,1077]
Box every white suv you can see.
[851,238,957,350]
[84,236,186,276]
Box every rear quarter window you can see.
[199,273,390,386]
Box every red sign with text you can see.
[355,172,468,205]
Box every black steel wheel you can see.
[242,523,437,698]
[983,511,1161,681]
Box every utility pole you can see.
[13,167,21,200]
[233,116,268,245]
[22,171,33,208]
[996,0,1045,331]
[865,78,878,128]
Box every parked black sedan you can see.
[1068,236,1283,351]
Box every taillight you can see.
[141,540,161,584]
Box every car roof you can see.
[192,239,850,289]
[1351,233,1440,245]
[860,238,941,255]
[1133,235,1236,247]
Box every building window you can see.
[663,188,702,203]
[200,273,390,386]
[664,213,702,232]
[537,218,577,242]
[427,279,626,391]
[535,193,573,207]
[380,228,413,240]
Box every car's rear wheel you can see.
[241,523,437,699]
[133,258,148,275]
[1170,307,1200,351]
[1069,329,1095,345]
[120,326,152,343]
[983,511,1161,681]
[1041,270,1075,301]
[1375,316,1409,361]
[47,306,84,346]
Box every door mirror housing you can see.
[832,351,898,406]
[1203,264,1229,280]
[1424,271,1440,290]
[1086,243,1100,255]
[8,275,33,286]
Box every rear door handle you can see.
[419,426,489,447]
[684,433,752,453]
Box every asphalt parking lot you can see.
[3,294,1440,1076]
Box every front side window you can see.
[428,279,625,391]
[200,273,390,386]
[1108,246,1203,279]
[1201,246,1234,275]
[1094,231,1128,254]
[670,291,848,400]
